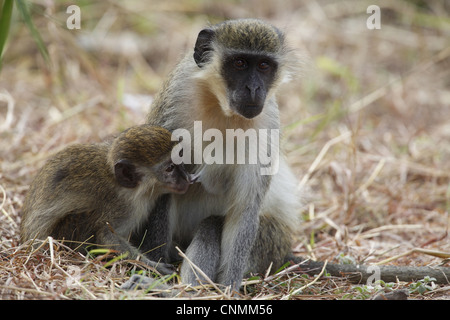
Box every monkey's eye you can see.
[233,58,247,70]
[165,163,175,173]
[258,61,270,71]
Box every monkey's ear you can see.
[193,28,215,67]
[114,160,141,188]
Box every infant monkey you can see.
[20,124,193,274]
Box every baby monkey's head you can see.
[109,125,192,195]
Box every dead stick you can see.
[290,256,450,284]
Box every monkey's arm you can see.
[96,224,175,275]
[216,173,271,291]
[218,207,260,291]
[180,216,223,284]
[132,194,171,263]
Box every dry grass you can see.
[1,0,450,300]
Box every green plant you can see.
[0,0,14,68]
[409,276,437,295]
[343,280,395,300]
[335,252,356,265]
[0,0,50,72]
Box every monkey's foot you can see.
[121,274,161,290]
[140,257,176,275]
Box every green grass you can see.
[0,0,14,69]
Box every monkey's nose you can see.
[245,84,261,102]
[177,164,191,183]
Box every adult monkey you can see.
[131,18,450,295]
[145,19,301,292]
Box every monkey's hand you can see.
[141,256,176,275]
[155,262,176,275]
[121,274,170,291]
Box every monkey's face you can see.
[193,24,281,120]
[114,157,191,195]
[154,159,191,194]
[221,53,278,119]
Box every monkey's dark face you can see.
[156,159,191,194]
[193,22,283,120]
[114,158,191,194]
[221,53,278,119]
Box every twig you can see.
[48,236,55,266]
[375,248,450,266]
[348,46,450,114]
[54,263,97,299]
[0,184,18,227]
[0,284,67,298]
[175,246,230,298]
[0,90,15,131]
[241,259,313,289]
[48,237,97,299]
[359,224,422,239]
[355,158,386,195]
[48,95,104,125]
[423,285,450,296]
[299,131,352,188]
[284,260,328,299]
[293,257,450,284]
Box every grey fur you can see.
[144,19,302,292]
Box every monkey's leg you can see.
[180,216,223,285]
[120,274,171,292]
[247,215,293,275]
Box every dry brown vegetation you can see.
[1,0,449,300]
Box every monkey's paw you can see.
[140,256,176,275]
[121,274,159,291]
